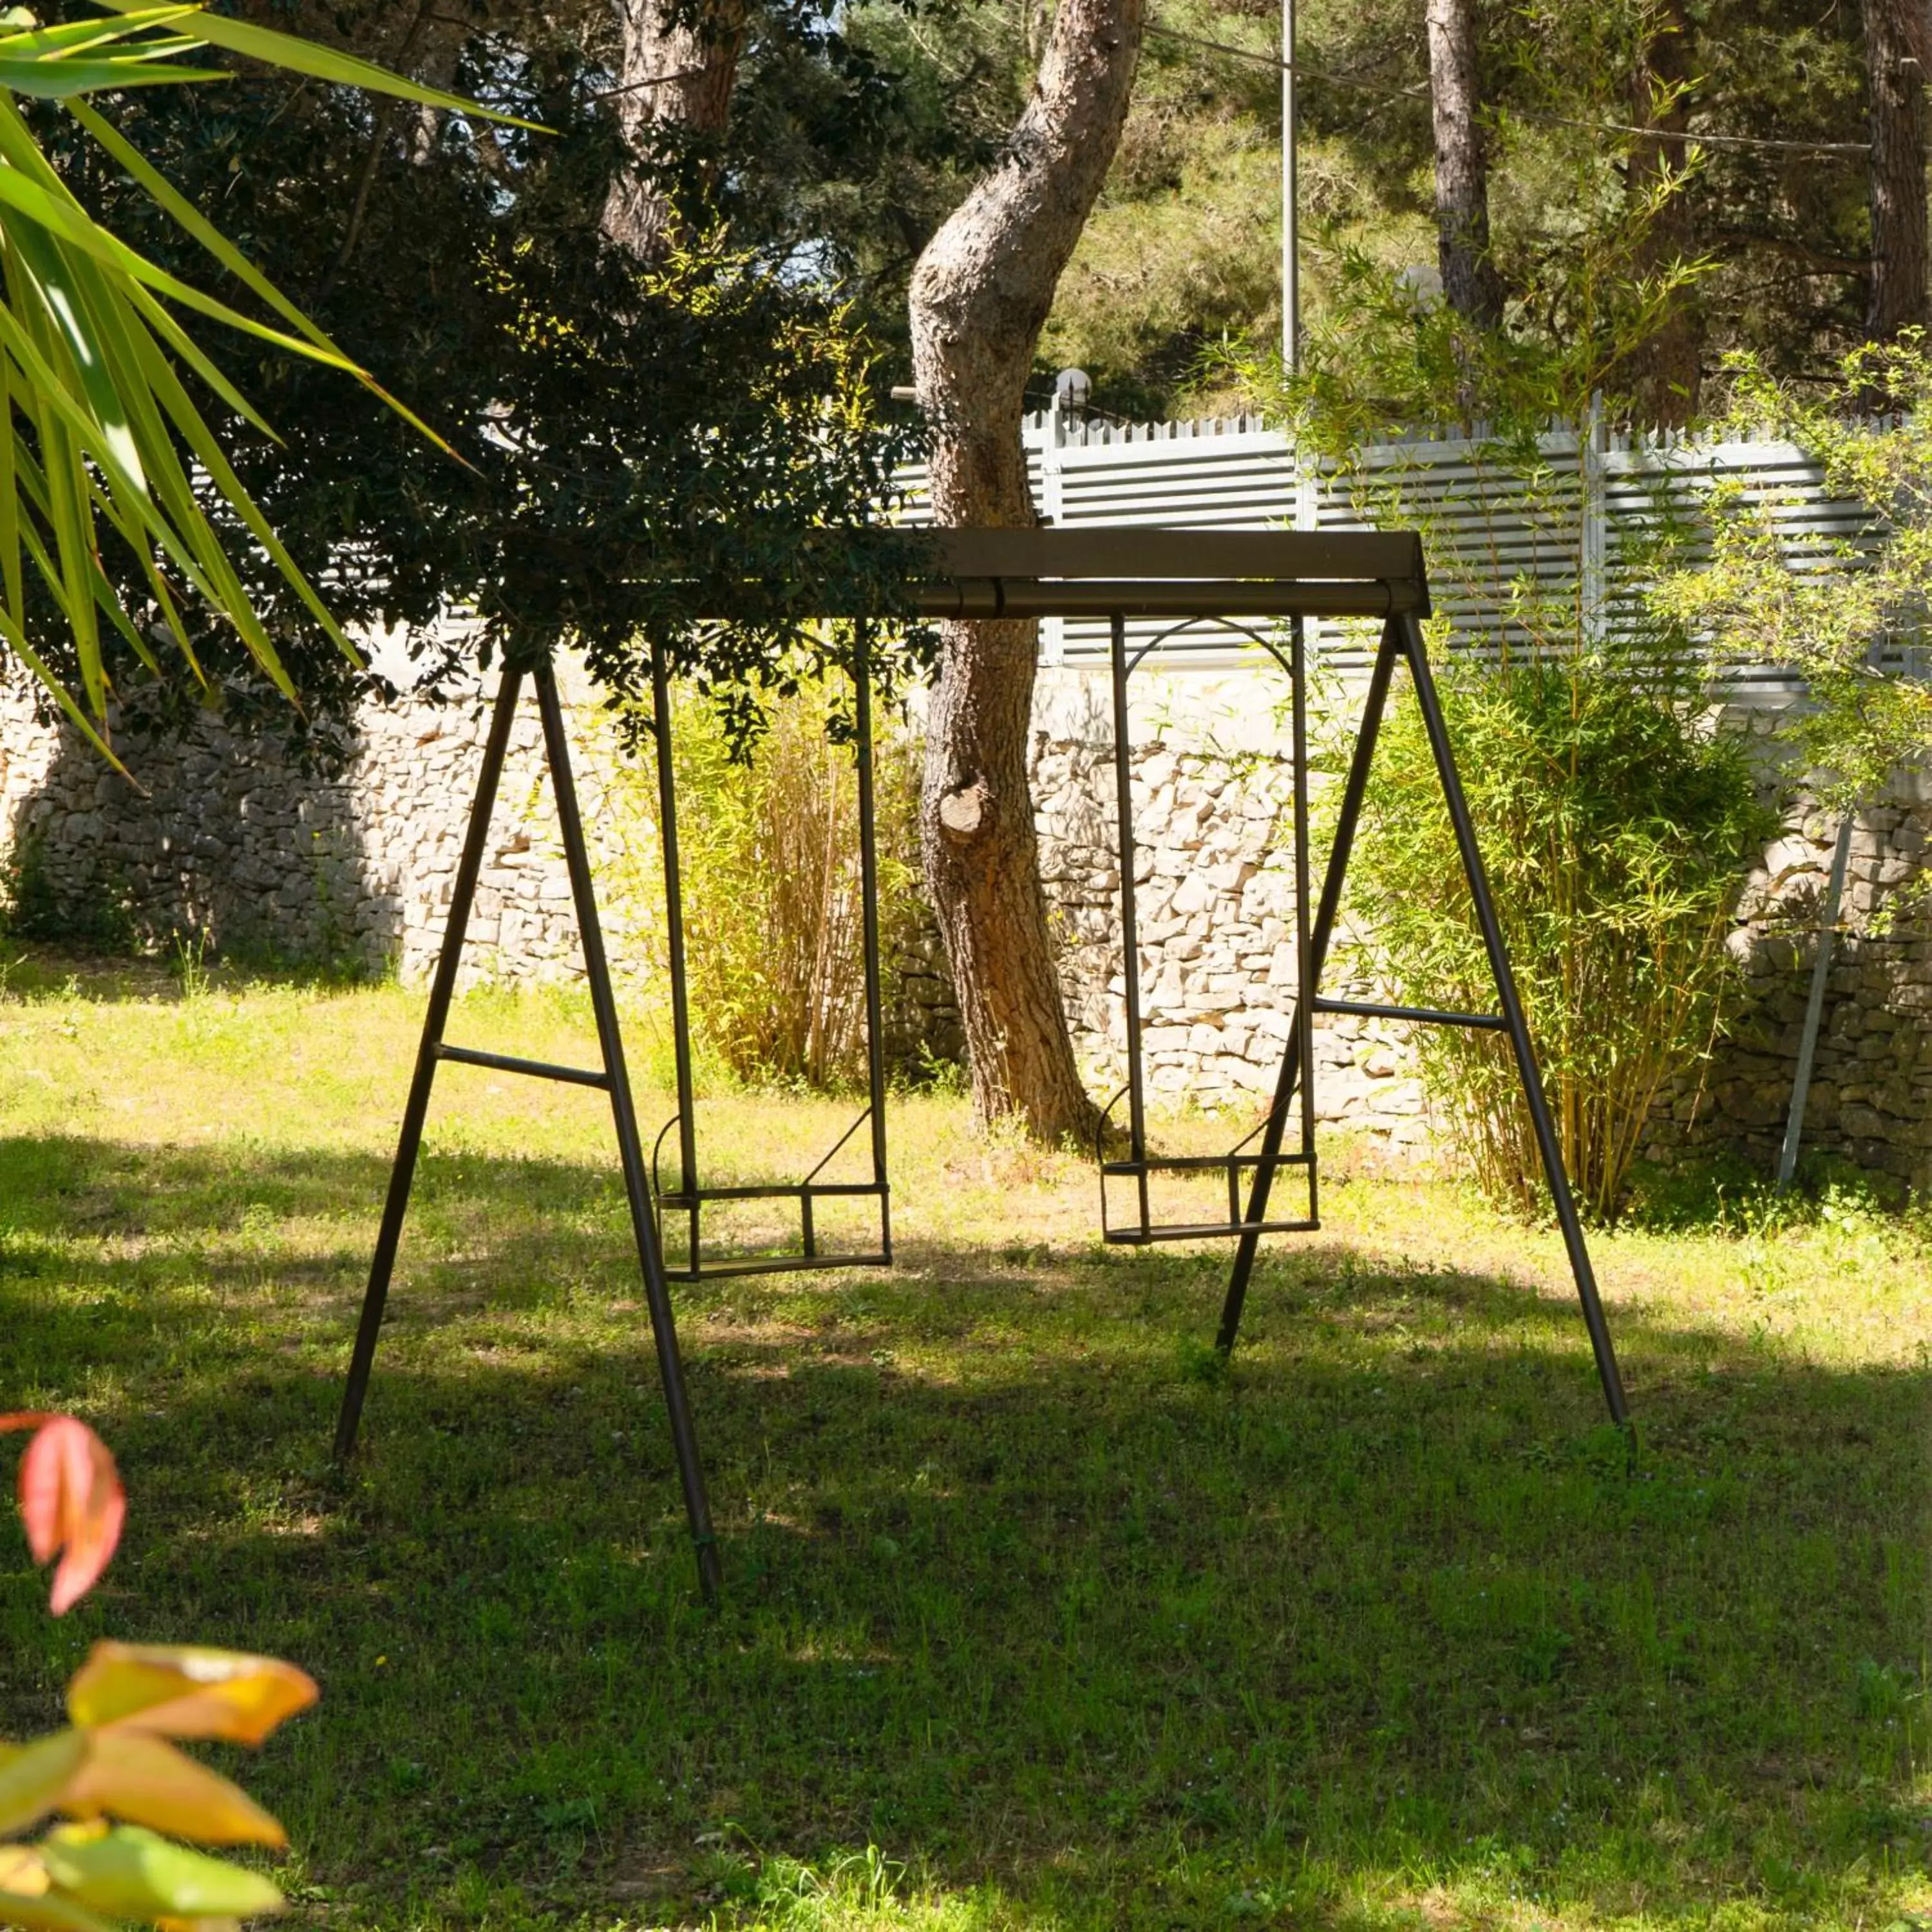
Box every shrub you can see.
[623,674,928,1092]
[1340,646,1771,1220]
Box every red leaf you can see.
[2,1414,126,1614]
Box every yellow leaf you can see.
[68,1645,317,1747]
[0,1732,86,1838]
[58,1734,286,1848]
[39,1826,283,1921]
[0,1844,49,1895]
[0,1844,114,1932]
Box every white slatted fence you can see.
[895,408,1897,687]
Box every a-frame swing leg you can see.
[332,663,723,1598]
[1217,618,1401,1356]
[1215,615,1630,1428]
[334,668,524,1468]
[1395,613,1627,1425]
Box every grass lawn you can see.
[1,951,1928,1931]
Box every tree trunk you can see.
[1864,0,1929,343]
[600,0,748,258]
[1424,0,1504,330]
[908,0,1142,1142]
[1625,0,1703,426]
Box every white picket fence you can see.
[896,406,1883,689]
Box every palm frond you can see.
[0,5,516,744]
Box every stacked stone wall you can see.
[0,668,620,982]
[1028,668,1430,1149]
[0,663,960,1067]
[6,656,1932,1188]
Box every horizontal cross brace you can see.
[434,1043,611,1088]
[1104,1217,1321,1245]
[1103,1153,1315,1178]
[657,1182,889,1205]
[1312,996,1508,1032]
[663,1249,890,1281]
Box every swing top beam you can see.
[788,527,1431,621]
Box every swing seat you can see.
[1095,1088,1319,1244]
[649,1107,891,1280]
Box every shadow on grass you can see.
[0,1132,1926,1931]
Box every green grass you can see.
[1,949,1929,1931]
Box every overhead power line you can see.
[1143,19,1872,158]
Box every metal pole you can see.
[649,647,701,1266]
[1290,616,1316,1219]
[1777,811,1853,1189]
[335,667,524,1463]
[1397,616,1629,1425]
[1282,0,1299,371]
[1108,612,1150,1229]
[853,623,893,1256]
[535,665,722,1600]
[1217,618,1400,1354]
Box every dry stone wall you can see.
[1650,749,1932,1192]
[1030,669,1932,1186]
[0,664,626,983]
[0,660,958,1065]
[6,654,1932,1188]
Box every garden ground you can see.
[0,950,1927,1931]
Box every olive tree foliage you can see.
[1653,337,1932,809]
[1275,146,1706,448]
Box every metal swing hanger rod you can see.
[646,627,893,1283]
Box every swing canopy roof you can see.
[794,527,1432,621]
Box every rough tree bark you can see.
[600,0,748,257]
[1864,0,1929,343]
[1424,0,1504,329]
[908,0,1143,1142]
[1625,0,1702,425]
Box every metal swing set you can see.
[331,526,1630,1600]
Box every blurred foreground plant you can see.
[1,1410,317,1932]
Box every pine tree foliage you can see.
[824,0,1891,421]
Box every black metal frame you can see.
[331,664,722,1598]
[330,529,1629,1607]
[643,626,892,1281]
